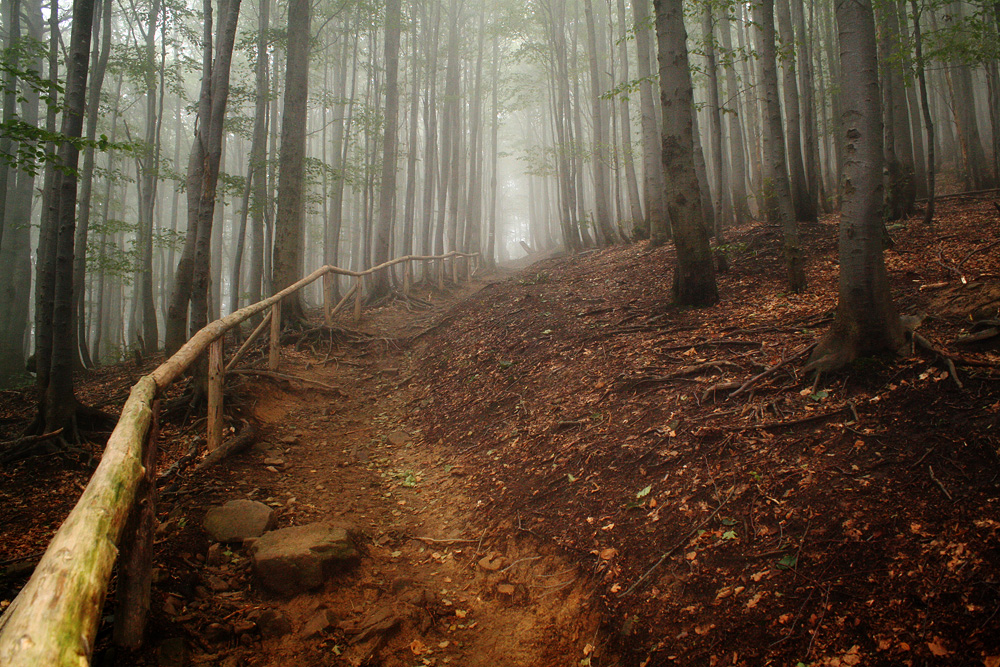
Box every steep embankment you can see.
[410,199,1000,666]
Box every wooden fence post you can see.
[269,301,281,370]
[452,255,459,283]
[437,258,445,290]
[354,276,363,322]
[208,339,224,451]
[112,399,160,650]
[403,260,411,296]
[323,272,333,326]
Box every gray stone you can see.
[157,638,187,667]
[257,609,292,638]
[204,499,276,543]
[250,523,357,596]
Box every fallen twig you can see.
[619,490,733,597]
[194,424,258,472]
[912,333,964,388]
[928,465,953,501]
[730,343,817,398]
[0,428,64,449]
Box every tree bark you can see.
[371,0,401,299]
[809,0,903,371]
[775,0,815,221]
[633,0,669,243]
[755,0,806,292]
[652,0,717,306]
[583,0,616,245]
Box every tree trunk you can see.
[755,0,806,292]
[34,0,97,436]
[791,0,821,217]
[775,0,815,221]
[246,0,269,310]
[652,0,717,306]
[371,0,401,298]
[719,11,751,226]
[876,0,916,219]
[272,0,310,320]
[701,5,732,234]
[633,0,669,243]
[910,0,935,225]
[583,0,616,245]
[809,0,903,371]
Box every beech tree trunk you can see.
[583,0,616,246]
[633,0,669,243]
[755,0,806,292]
[809,0,903,371]
[371,0,401,299]
[775,0,815,222]
[652,0,717,306]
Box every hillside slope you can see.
[411,198,1000,666]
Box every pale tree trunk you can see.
[401,0,421,260]
[164,0,241,356]
[133,0,162,353]
[247,0,269,309]
[876,0,916,220]
[809,0,903,371]
[372,0,401,298]
[0,0,41,381]
[719,13,751,226]
[583,0,616,245]
[616,0,644,237]
[652,0,717,306]
[330,23,357,290]
[701,5,732,234]
[420,0,440,261]
[633,0,668,243]
[946,1,993,190]
[791,0,822,217]
[775,0,814,222]
[464,7,486,262]
[485,28,499,268]
[755,0,806,292]
[272,0,310,320]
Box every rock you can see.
[387,430,412,447]
[279,435,298,445]
[203,499,276,543]
[258,609,292,638]
[478,553,503,571]
[301,608,337,638]
[204,622,231,643]
[250,523,357,596]
[263,457,285,467]
[205,574,231,592]
[206,544,225,566]
[157,638,187,667]
[496,583,515,595]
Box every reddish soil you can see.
[1,194,999,667]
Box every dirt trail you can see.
[143,279,602,667]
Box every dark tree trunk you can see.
[652,0,717,306]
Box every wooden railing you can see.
[0,250,479,666]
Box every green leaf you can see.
[541,329,554,335]
[567,473,577,482]
[777,553,798,570]
[722,530,737,540]
[498,360,514,369]
[809,390,829,401]
[636,485,652,499]
[721,517,737,526]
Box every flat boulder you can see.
[251,523,357,596]
[203,499,276,543]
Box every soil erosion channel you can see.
[148,278,601,667]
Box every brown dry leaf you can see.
[410,638,428,655]
[751,569,769,582]
[841,645,862,666]
[983,656,1000,667]
[600,547,618,561]
[454,609,467,618]
[745,592,763,609]
[927,638,950,656]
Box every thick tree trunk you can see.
[755,0,806,292]
[809,0,903,371]
[371,0,401,298]
[791,0,821,218]
[247,0,269,310]
[36,0,97,436]
[876,0,916,220]
[701,6,732,234]
[272,0,310,320]
[652,0,717,306]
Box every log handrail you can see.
[0,250,479,666]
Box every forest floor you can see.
[2,194,1000,667]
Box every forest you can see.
[0,0,999,664]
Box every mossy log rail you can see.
[0,251,478,666]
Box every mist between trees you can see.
[0,0,995,424]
